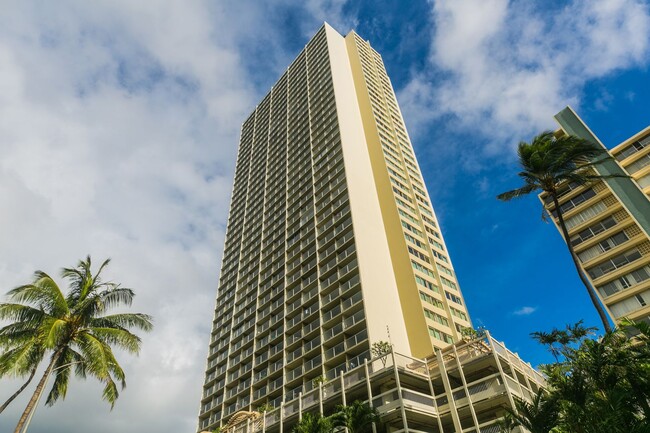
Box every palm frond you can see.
[91,313,154,332]
[6,274,67,315]
[0,326,43,348]
[497,184,539,201]
[93,258,112,286]
[89,327,142,353]
[0,342,44,376]
[42,318,69,349]
[73,286,134,320]
[0,303,45,324]
[75,332,111,379]
[45,349,75,406]
[99,287,135,310]
[101,376,120,408]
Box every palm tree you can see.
[331,401,380,433]
[292,412,332,433]
[497,131,618,333]
[531,320,597,362]
[0,256,153,433]
[541,323,650,432]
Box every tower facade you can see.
[199,24,476,431]
[542,107,650,327]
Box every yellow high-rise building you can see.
[542,107,650,327]
[199,24,542,433]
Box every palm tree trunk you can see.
[13,351,61,433]
[552,195,613,333]
[0,366,37,414]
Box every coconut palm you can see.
[0,256,153,433]
[331,401,379,433]
[497,131,619,332]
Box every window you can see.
[551,188,596,217]
[416,275,440,293]
[564,202,607,230]
[587,248,643,279]
[615,134,650,161]
[436,263,454,277]
[402,221,422,237]
[419,291,444,309]
[428,327,453,344]
[577,231,629,263]
[609,289,650,318]
[597,265,650,298]
[441,277,458,291]
[445,291,463,305]
[412,260,435,278]
[570,216,617,247]
[450,307,468,321]
[636,172,650,189]
[626,154,650,174]
[430,239,445,251]
[408,246,431,263]
[424,309,449,327]
[544,181,580,204]
[430,249,448,263]
[399,209,418,224]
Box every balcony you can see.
[435,375,506,411]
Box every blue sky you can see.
[0,1,648,432]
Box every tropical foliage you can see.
[292,412,333,433]
[0,256,153,433]
[370,341,391,367]
[330,401,380,433]
[290,401,379,433]
[497,131,619,332]
[501,321,650,433]
[499,389,560,433]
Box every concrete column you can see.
[424,357,446,433]
[391,350,409,433]
[364,359,377,433]
[452,345,479,432]
[486,331,516,409]
[436,349,462,433]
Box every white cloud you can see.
[0,2,354,433]
[513,306,538,316]
[399,0,650,153]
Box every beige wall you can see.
[324,24,412,355]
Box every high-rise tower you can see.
[199,24,494,432]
